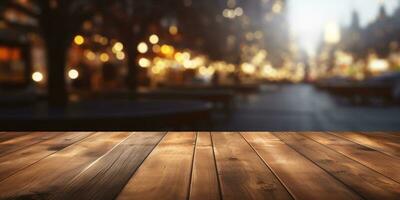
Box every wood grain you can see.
[332,132,400,159]
[243,132,361,200]
[0,132,25,143]
[0,132,398,200]
[50,132,165,200]
[189,132,221,200]
[0,132,58,157]
[117,132,196,200]
[276,132,400,200]
[0,132,129,199]
[304,132,400,183]
[212,132,292,200]
[0,132,93,181]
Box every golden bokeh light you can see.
[149,34,159,44]
[161,45,175,56]
[137,42,149,54]
[138,57,151,68]
[68,69,79,80]
[74,35,85,45]
[32,72,43,82]
[116,51,125,60]
[112,42,124,52]
[100,53,110,62]
[169,25,178,35]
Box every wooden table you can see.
[0,132,399,200]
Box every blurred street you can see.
[215,84,400,131]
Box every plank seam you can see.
[330,132,400,160]
[302,133,400,185]
[239,132,296,200]
[274,133,367,200]
[210,132,223,200]
[0,132,95,183]
[65,132,133,185]
[187,132,198,200]
[114,132,168,199]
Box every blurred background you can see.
[0,0,400,131]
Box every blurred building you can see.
[0,0,294,93]
[316,2,400,80]
[0,0,37,89]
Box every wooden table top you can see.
[0,132,399,200]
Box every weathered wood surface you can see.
[0,132,398,200]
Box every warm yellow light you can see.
[199,66,215,77]
[369,59,389,73]
[161,45,174,56]
[68,69,79,80]
[85,50,96,61]
[138,58,151,68]
[152,45,161,53]
[241,63,256,74]
[100,53,109,62]
[149,34,159,44]
[151,66,162,74]
[324,22,341,44]
[182,52,191,60]
[116,51,125,60]
[113,42,124,52]
[32,72,43,82]
[169,25,178,35]
[175,52,183,62]
[137,42,149,54]
[74,35,85,45]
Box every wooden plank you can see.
[243,132,361,200]
[212,132,292,200]
[332,132,400,159]
[189,132,221,200]
[0,132,93,181]
[304,132,400,183]
[0,132,59,157]
[117,132,196,200]
[0,132,130,199]
[52,132,165,200]
[0,132,25,143]
[276,132,400,200]
[385,132,400,138]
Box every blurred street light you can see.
[369,59,389,73]
[112,42,124,52]
[149,34,159,44]
[169,25,178,35]
[324,22,341,44]
[139,58,151,68]
[68,69,79,80]
[137,42,149,54]
[74,35,85,46]
[32,72,44,82]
